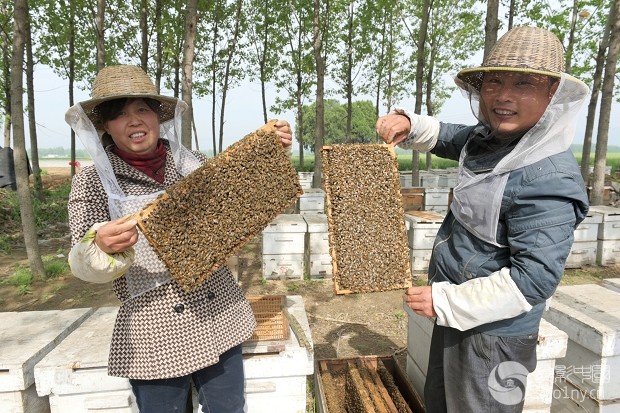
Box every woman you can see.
[66,65,293,412]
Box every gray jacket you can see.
[428,123,589,336]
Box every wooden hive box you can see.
[321,144,412,294]
[136,121,303,291]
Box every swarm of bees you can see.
[322,144,411,294]
[136,121,303,292]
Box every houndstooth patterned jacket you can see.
[68,142,256,379]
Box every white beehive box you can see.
[34,307,136,413]
[304,214,329,254]
[404,303,569,413]
[307,254,332,279]
[296,188,325,214]
[420,173,439,188]
[263,254,305,280]
[424,188,450,212]
[597,239,620,266]
[552,376,620,413]
[545,284,620,401]
[242,295,314,413]
[565,241,597,268]
[0,308,93,413]
[262,214,307,255]
[589,206,620,240]
[409,248,432,273]
[298,172,314,189]
[437,173,457,188]
[573,212,603,242]
[404,211,444,250]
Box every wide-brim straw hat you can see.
[456,26,570,91]
[79,65,180,130]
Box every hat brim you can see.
[456,66,564,91]
[80,94,181,130]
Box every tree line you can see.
[1,0,619,279]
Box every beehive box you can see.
[34,307,136,413]
[298,172,314,189]
[423,188,450,214]
[589,206,620,240]
[404,303,569,413]
[404,211,444,250]
[574,212,603,242]
[135,121,302,292]
[602,278,620,293]
[322,144,412,294]
[545,285,620,401]
[315,355,425,413]
[0,308,92,413]
[297,188,325,214]
[552,377,620,413]
[401,187,425,212]
[262,214,307,255]
[262,254,305,280]
[565,241,597,268]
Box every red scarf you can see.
[112,140,167,183]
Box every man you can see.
[376,26,590,412]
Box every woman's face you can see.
[479,72,558,137]
[103,98,161,155]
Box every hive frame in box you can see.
[322,144,412,294]
[134,121,303,292]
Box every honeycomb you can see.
[136,121,302,291]
[322,144,411,294]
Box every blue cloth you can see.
[130,344,245,413]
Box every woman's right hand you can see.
[95,217,139,254]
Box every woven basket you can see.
[246,295,289,342]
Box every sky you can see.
[28,63,620,153]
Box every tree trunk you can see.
[25,6,42,198]
[345,1,353,142]
[96,0,106,70]
[411,0,430,187]
[507,0,515,30]
[312,0,325,189]
[69,2,77,177]
[483,0,499,60]
[591,0,620,205]
[140,0,148,71]
[181,0,197,149]
[12,0,45,278]
[580,3,613,183]
[1,7,11,148]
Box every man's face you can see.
[479,72,558,137]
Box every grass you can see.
[4,266,33,295]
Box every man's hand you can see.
[403,286,437,318]
[376,114,411,145]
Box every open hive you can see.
[322,144,412,294]
[135,121,302,291]
[315,356,424,413]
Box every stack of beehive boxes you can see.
[261,214,307,280]
[590,205,620,266]
[403,305,569,413]
[303,214,332,280]
[546,284,620,412]
[296,188,325,214]
[404,211,444,276]
[34,297,314,413]
[0,308,92,413]
[566,211,602,268]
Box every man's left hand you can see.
[404,286,437,318]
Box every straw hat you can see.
[79,65,180,130]
[457,26,568,91]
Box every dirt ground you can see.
[2,167,620,411]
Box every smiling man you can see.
[375,26,590,413]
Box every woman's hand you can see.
[274,120,293,148]
[95,217,139,254]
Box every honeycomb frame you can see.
[322,144,412,294]
[135,121,303,291]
